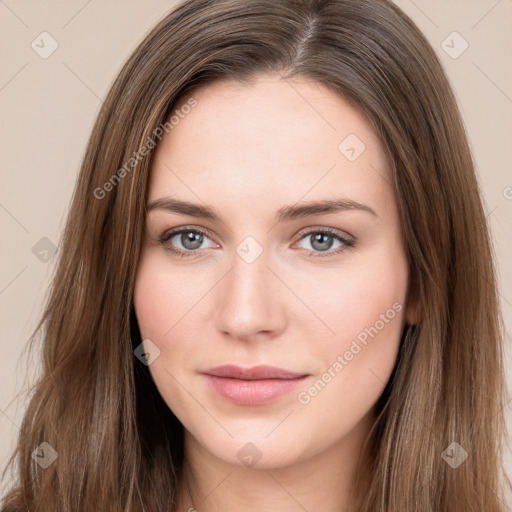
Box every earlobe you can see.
[405,301,420,325]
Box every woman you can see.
[1,0,509,510]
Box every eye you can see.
[160,227,218,258]
[159,226,354,258]
[294,227,354,257]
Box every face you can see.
[134,73,414,469]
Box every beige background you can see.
[1,0,511,504]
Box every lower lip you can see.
[203,375,309,405]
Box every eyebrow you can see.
[146,196,378,222]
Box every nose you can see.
[214,248,287,342]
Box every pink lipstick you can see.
[202,364,309,406]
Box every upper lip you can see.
[202,364,308,380]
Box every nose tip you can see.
[214,252,286,342]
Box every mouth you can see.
[201,364,310,406]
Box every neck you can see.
[175,410,375,512]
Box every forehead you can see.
[148,73,394,218]
[170,73,383,159]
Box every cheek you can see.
[298,305,403,437]
[133,252,218,389]
[295,244,408,421]
[133,251,203,341]
[133,254,197,416]
[292,240,408,348]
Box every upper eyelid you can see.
[297,226,353,240]
[162,225,218,243]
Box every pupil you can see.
[312,233,332,251]
[183,231,203,250]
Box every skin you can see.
[133,72,416,512]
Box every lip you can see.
[202,365,309,406]
[203,364,307,380]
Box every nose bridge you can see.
[215,241,285,340]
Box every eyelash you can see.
[159,225,355,259]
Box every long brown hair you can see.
[2,0,509,510]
